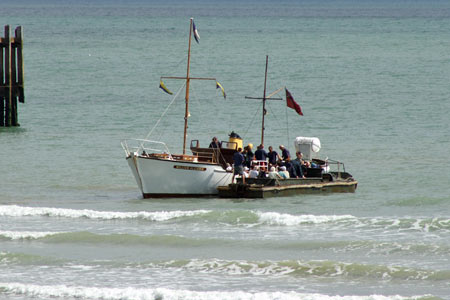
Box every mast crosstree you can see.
[244,55,283,146]
[161,18,219,155]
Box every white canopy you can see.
[294,137,321,160]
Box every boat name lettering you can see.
[174,165,207,171]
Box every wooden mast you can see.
[245,56,283,146]
[261,55,269,145]
[160,18,219,156]
[183,18,193,155]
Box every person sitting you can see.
[278,166,290,179]
[268,166,282,179]
[268,146,281,165]
[294,151,308,177]
[291,152,305,178]
[258,166,268,178]
[243,166,250,178]
[254,144,268,161]
[225,163,232,172]
[279,145,291,161]
[209,137,221,148]
[284,157,298,178]
[248,165,259,178]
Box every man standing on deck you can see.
[268,146,281,165]
[279,145,291,161]
[254,144,268,161]
[209,137,221,148]
[232,148,245,184]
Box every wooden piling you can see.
[1,25,24,127]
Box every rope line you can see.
[242,105,262,142]
[143,82,186,142]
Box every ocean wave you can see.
[0,282,435,300]
[157,259,450,281]
[0,252,64,265]
[24,231,220,247]
[2,252,449,282]
[255,212,450,232]
[1,231,448,258]
[0,230,64,240]
[0,205,210,221]
[1,205,448,232]
[256,212,356,226]
[194,210,450,232]
[0,231,213,245]
[184,210,357,227]
[364,217,450,232]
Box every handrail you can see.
[121,139,172,158]
[251,160,268,168]
[326,159,346,173]
[194,150,216,163]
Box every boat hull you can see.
[126,154,233,198]
[217,177,357,198]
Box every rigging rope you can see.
[242,105,262,143]
[143,82,186,142]
[285,100,290,149]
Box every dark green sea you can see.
[1,0,449,299]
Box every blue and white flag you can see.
[193,21,200,43]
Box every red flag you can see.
[286,88,303,116]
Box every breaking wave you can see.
[256,211,355,226]
[1,205,448,232]
[2,252,449,282]
[0,205,210,221]
[0,230,64,240]
[155,259,450,281]
[0,282,437,300]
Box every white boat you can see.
[121,19,234,198]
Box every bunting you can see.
[286,88,303,116]
[216,81,226,99]
[159,80,173,95]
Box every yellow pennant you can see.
[216,81,226,99]
[159,80,173,95]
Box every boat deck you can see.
[217,173,357,198]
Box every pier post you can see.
[1,25,24,127]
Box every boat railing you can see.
[189,140,230,164]
[193,150,216,163]
[323,159,349,179]
[326,159,346,172]
[251,160,269,168]
[121,139,173,159]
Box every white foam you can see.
[0,205,210,221]
[0,230,64,240]
[256,211,356,226]
[182,259,295,276]
[0,282,424,300]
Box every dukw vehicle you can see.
[217,56,358,198]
